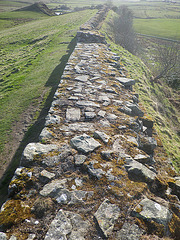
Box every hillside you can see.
[101,10,180,171]
[15,2,56,16]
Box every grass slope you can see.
[0,9,97,169]
[101,10,180,171]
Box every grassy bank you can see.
[101,11,180,171]
[0,9,97,168]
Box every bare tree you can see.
[152,41,180,83]
[109,5,136,53]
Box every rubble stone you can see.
[94,199,120,238]
[70,134,101,154]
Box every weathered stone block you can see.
[94,199,120,238]
[70,134,101,154]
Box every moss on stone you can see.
[0,200,32,228]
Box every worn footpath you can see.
[0,8,180,240]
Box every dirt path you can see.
[0,90,49,206]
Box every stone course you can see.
[0,6,179,240]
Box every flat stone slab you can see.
[76,100,100,108]
[106,113,118,121]
[125,157,156,183]
[113,139,125,153]
[66,108,81,121]
[94,131,110,144]
[68,96,79,101]
[101,150,114,161]
[75,75,89,82]
[98,110,106,117]
[40,179,91,205]
[44,210,90,240]
[70,134,101,154]
[169,177,180,199]
[42,145,72,167]
[0,232,7,240]
[9,236,17,240]
[39,170,55,183]
[134,154,150,163]
[115,223,144,240]
[113,100,123,106]
[94,199,120,238]
[60,122,95,132]
[139,136,157,155]
[84,111,96,120]
[45,114,61,126]
[98,95,110,103]
[99,119,111,127]
[40,179,67,197]
[126,103,144,117]
[86,160,106,179]
[74,154,87,166]
[116,77,135,87]
[127,136,139,147]
[132,198,172,232]
[39,127,53,141]
[21,143,58,167]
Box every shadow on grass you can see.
[0,36,77,207]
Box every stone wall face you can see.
[0,8,179,240]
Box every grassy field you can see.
[0,9,97,168]
[127,2,180,19]
[134,18,180,40]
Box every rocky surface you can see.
[0,7,179,240]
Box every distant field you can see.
[134,18,180,40]
[0,9,96,161]
[47,0,104,9]
[128,2,180,19]
[0,0,105,12]
[0,0,29,12]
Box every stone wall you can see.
[0,8,179,240]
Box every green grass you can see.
[134,19,180,40]
[0,9,97,156]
